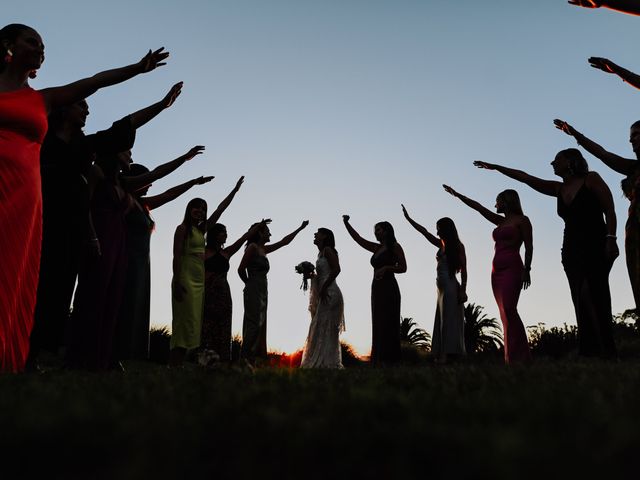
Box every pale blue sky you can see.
[11,1,639,353]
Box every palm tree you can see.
[463,303,503,354]
[399,317,431,350]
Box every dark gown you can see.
[621,166,640,313]
[31,117,134,357]
[558,183,616,357]
[241,254,270,359]
[370,248,401,364]
[68,178,130,370]
[115,200,153,360]
[202,251,233,361]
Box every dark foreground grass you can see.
[1,360,639,479]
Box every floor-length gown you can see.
[491,224,531,363]
[241,254,269,359]
[621,168,640,314]
[431,249,466,356]
[171,227,205,351]
[558,183,616,357]
[202,251,233,361]
[68,178,130,370]
[115,201,153,360]
[0,88,48,372]
[33,117,134,357]
[301,255,345,368]
[370,249,402,364]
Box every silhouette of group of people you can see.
[2,6,640,373]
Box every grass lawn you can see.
[1,359,639,479]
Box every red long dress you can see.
[0,87,48,372]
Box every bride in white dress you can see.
[301,228,345,369]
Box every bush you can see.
[149,326,170,364]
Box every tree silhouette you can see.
[399,317,431,350]
[463,303,504,354]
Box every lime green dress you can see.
[171,227,205,350]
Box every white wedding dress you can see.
[301,254,345,368]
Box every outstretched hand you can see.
[300,220,310,229]
[184,145,205,160]
[193,175,214,185]
[162,82,183,108]
[568,0,601,8]
[139,47,170,73]
[442,184,459,197]
[342,215,350,223]
[234,176,245,191]
[401,204,410,219]
[588,57,616,74]
[473,161,496,170]
[553,119,577,137]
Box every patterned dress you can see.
[202,250,233,361]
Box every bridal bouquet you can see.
[294,261,315,292]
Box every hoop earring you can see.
[3,49,13,64]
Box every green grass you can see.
[1,360,639,479]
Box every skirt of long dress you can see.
[116,253,151,360]
[432,277,466,356]
[301,278,344,369]
[241,277,268,359]
[171,253,205,350]
[625,214,640,314]
[202,274,233,361]
[370,275,401,364]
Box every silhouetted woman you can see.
[238,220,309,361]
[31,83,183,365]
[202,220,269,362]
[402,205,467,362]
[301,228,345,369]
[444,186,532,363]
[116,159,213,361]
[342,216,406,364]
[556,119,640,315]
[170,178,245,367]
[0,23,168,372]
[475,151,618,357]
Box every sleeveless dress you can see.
[171,227,205,350]
[32,117,134,357]
[370,249,402,364]
[621,165,640,313]
[491,224,531,363]
[558,183,616,357]
[115,200,153,360]
[202,250,233,361]
[241,254,270,359]
[431,249,466,356]
[0,87,48,372]
[301,254,345,368]
[69,178,130,370]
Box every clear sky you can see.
[10,1,640,354]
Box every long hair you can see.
[436,217,463,277]
[317,227,338,257]
[246,222,268,246]
[0,24,32,72]
[122,163,155,230]
[497,189,524,215]
[375,221,397,250]
[206,223,226,249]
[559,148,589,176]
[182,198,207,241]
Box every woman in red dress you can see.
[0,23,170,372]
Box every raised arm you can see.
[520,216,534,290]
[588,57,640,90]
[142,176,213,211]
[224,219,272,258]
[122,145,205,192]
[206,176,244,228]
[172,225,187,302]
[442,185,504,225]
[587,172,620,263]
[129,82,183,130]
[473,162,560,197]
[40,48,170,110]
[401,204,440,248]
[342,215,378,253]
[237,243,258,284]
[555,119,635,175]
[264,220,309,254]
[569,0,640,15]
